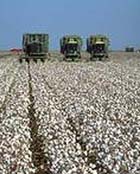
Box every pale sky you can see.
[0,0,140,50]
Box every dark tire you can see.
[19,59,22,63]
[72,57,75,61]
[99,57,102,61]
[106,56,109,61]
[79,54,81,59]
[106,54,109,59]
[26,59,29,63]
[90,57,93,61]
[64,51,67,60]
[64,54,68,61]
[41,58,45,62]
[33,59,37,63]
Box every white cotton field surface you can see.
[0,52,140,174]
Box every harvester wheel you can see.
[99,57,102,61]
[41,58,45,62]
[105,55,109,61]
[72,57,75,61]
[26,59,29,63]
[33,59,37,63]
[19,59,22,63]
[79,55,81,59]
[106,54,108,58]
[63,57,66,61]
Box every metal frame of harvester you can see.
[125,47,134,52]
[60,35,83,61]
[19,33,49,63]
[17,33,112,62]
[87,35,110,61]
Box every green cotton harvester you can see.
[125,47,134,52]
[20,33,49,63]
[87,35,110,60]
[60,35,83,61]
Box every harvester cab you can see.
[93,41,105,54]
[125,47,134,52]
[65,39,79,55]
[26,42,42,56]
[87,35,109,60]
[60,35,82,60]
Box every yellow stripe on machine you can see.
[95,41,105,44]
[68,40,78,44]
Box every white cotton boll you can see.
[1,55,140,173]
[93,170,98,174]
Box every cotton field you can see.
[0,52,140,174]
